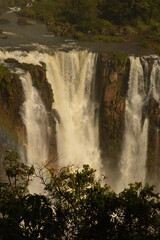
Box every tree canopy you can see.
[1,151,160,239]
[9,0,158,49]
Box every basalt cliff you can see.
[0,50,160,189]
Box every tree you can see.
[1,151,160,239]
[0,151,55,240]
[0,150,34,240]
[117,183,160,240]
[57,0,100,31]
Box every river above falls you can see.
[0,11,156,55]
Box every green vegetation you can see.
[0,0,30,11]
[1,150,160,239]
[1,0,160,49]
[0,65,9,79]
[0,65,13,99]
[109,52,128,71]
[5,0,155,50]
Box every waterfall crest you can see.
[0,49,102,177]
[45,51,102,173]
[1,49,160,191]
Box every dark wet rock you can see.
[0,61,57,167]
[5,58,20,66]
[0,64,25,163]
[98,53,129,163]
[20,63,53,111]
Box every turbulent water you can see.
[19,71,49,193]
[118,56,160,191]
[118,57,149,191]
[44,51,102,173]
[0,49,102,184]
[1,48,160,192]
[20,71,49,166]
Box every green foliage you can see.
[108,53,128,72]
[21,194,55,240]
[99,0,160,25]
[91,35,124,43]
[15,0,160,48]
[57,0,98,25]
[0,65,9,79]
[0,65,13,101]
[118,183,160,239]
[0,151,34,200]
[1,151,160,239]
[0,0,30,10]
[125,25,137,35]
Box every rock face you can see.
[1,52,160,186]
[23,62,57,165]
[0,62,57,169]
[0,65,25,176]
[97,54,160,187]
[147,98,160,186]
[97,53,129,171]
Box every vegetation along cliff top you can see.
[1,0,160,53]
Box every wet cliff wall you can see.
[97,53,129,172]
[147,94,160,185]
[0,60,57,168]
[1,52,160,186]
[98,54,160,187]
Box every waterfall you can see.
[2,48,160,191]
[44,51,102,174]
[118,57,149,191]
[0,49,102,178]
[150,60,160,103]
[149,60,160,186]
[118,56,160,191]
[20,71,49,193]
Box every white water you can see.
[118,57,149,191]
[150,60,160,185]
[44,51,102,173]
[20,71,49,193]
[150,60,160,103]
[1,49,160,191]
[0,49,102,178]
[118,56,160,191]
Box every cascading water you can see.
[150,60,160,103]
[118,56,160,191]
[20,71,49,193]
[0,49,102,180]
[1,48,160,191]
[149,59,160,185]
[118,57,149,191]
[44,51,102,174]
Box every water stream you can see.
[20,71,49,193]
[118,56,160,191]
[44,51,102,173]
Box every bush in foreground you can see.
[0,151,160,240]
